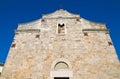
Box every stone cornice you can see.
[15,29,40,33]
[82,29,109,33]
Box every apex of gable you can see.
[42,9,80,19]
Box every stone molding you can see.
[51,58,72,71]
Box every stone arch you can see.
[51,58,72,71]
[56,20,67,34]
[54,61,69,70]
[50,58,73,78]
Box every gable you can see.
[42,9,80,19]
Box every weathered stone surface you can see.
[0,9,120,79]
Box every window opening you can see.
[54,77,69,79]
[58,23,65,34]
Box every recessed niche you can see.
[108,41,112,46]
[76,18,80,21]
[58,23,65,34]
[41,19,45,22]
[11,44,16,48]
[36,35,40,38]
[84,32,88,36]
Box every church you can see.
[0,9,120,79]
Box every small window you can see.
[58,23,65,34]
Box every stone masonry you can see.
[0,9,120,79]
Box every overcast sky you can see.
[0,0,120,62]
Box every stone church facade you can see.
[0,9,120,79]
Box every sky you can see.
[0,0,120,63]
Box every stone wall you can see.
[1,9,120,79]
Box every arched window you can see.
[58,23,65,34]
[54,62,69,70]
